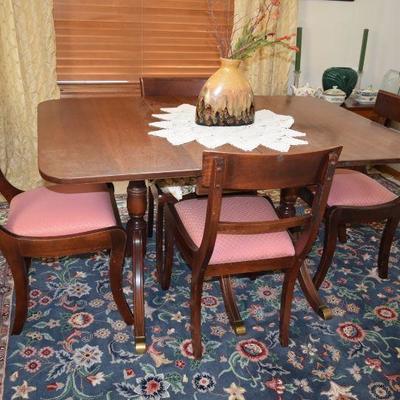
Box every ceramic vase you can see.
[322,67,358,98]
[196,58,254,126]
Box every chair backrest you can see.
[195,148,342,265]
[374,90,400,126]
[140,77,208,97]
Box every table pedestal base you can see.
[126,181,147,353]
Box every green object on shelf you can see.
[322,67,358,98]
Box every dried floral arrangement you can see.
[207,0,298,61]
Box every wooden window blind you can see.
[54,0,232,96]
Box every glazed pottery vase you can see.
[322,67,358,98]
[196,58,254,126]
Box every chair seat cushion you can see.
[175,196,295,265]
[328,169,397,207]
[6,184,117,237]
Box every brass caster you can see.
[318,305,332,320]
[135,336,147,354]
[232,321,246,336]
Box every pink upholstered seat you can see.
[175,196,295,265]
[5,184,116,237]
[327,169,397,207]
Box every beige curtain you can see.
[0,0,60,191]
[234,0,298,95]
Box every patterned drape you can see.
[233,0,298,95]
[0,0,60,190]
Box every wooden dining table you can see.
[38,95,400,353]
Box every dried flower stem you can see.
[207,0,298,61]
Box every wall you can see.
[297,0,400,89]
[297,0,400,172]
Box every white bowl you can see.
[322,86,346,106]
[357,89,378,97]
[322,94,346,106]
[354,87,378,104]
[356,97,376,105]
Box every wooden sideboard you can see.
[343,97,380,122]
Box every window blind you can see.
[54,0,232,96]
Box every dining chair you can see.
[140,77,207,97]
[140,76,207,237]
[374,90,400,127]
[300,90,400,289]
[0,172,134,334]
[156,148,341,359]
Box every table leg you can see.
[279,188,332,321]
[126,180,147,353]
[278,188,299,218]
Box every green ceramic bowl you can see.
[322,67,358,98]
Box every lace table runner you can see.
[148,104,308,152]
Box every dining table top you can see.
[38,95,400,184]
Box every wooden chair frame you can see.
[140,76,208,98]
[374,90,400,127]
[139,76,208,239]
[318,200,399,287]
[300,90,400,288]
[157,148,341,359]
[0,171,133,334]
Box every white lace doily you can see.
[148,104,308,152]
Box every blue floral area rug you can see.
[2,174,400,400]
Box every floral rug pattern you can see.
[1,175,400,400]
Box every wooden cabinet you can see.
[342,97,381,122]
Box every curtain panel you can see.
[233,0,298,95]
[0,0,60,190]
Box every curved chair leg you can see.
[314,214,339,289]
[109,230,134,325]
[299,261,332,320]
[155,200,164,282]
[125,219,133,258]
[24,257,32,271]
[248,272,259,281]
[159,211,174,290]
[338,224,347,243]
[377,217,400,279]
[147,186,154,238]
[191,273,204,359]
[279,269,297,346]
[6,252,29,335]
[219,276,246,335]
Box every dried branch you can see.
[207,0,298,61]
